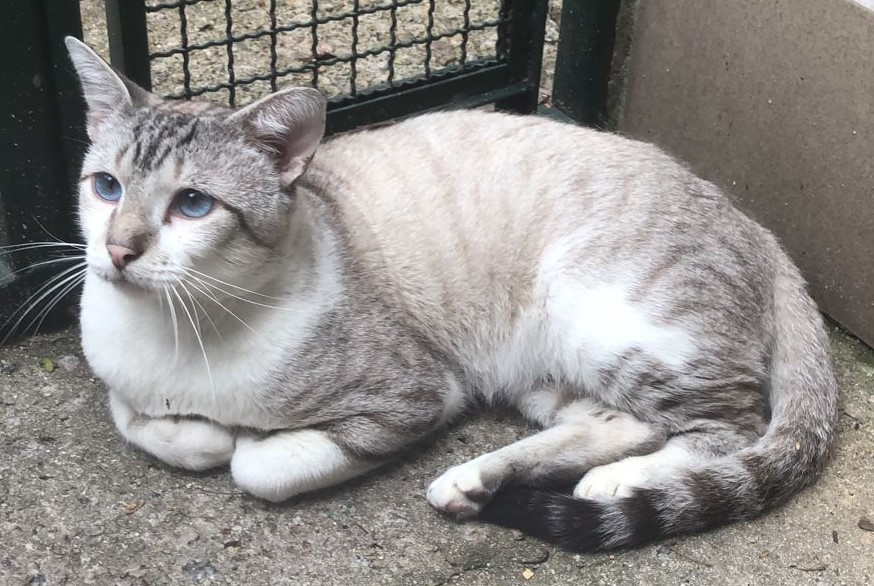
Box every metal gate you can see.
[105,0,548,134]
[0,0,621,341]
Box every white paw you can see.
[231,434,296,502]
[231,430,374,503]
[143,418,235,471]
[574,459,648,500]
[427,461,490,518]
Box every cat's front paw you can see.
[427,462,493,518]
[109,393,235,471]
[144,418,236,470]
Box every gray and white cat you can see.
[64,37,837,550]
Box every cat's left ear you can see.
[229,87,327,186]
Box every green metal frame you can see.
[0,0,86,339]
[102,0,550,135]
[0,0,621,342]
[551,0,621,126]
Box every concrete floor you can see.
[1,323,872,585]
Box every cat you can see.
[62,36,837,551]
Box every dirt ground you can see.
[1,2,871,585]
[0,323,872,585]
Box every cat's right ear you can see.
[65,36,155,140]
[228,87,327,187]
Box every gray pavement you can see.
[1,324,872,585]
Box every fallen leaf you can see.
[120,500,144,514]
[39,357,54,373]
[790,561,827,572]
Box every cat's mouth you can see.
[89,262,176,292]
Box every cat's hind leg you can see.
[109,392,235,470]
[574,424,755,500]
[427,397,665,517]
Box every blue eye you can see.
[173,189,215,218]
[93,173,122,202]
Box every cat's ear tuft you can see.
[65,36,155,140]
[229,87,327,186]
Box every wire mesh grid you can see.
[144,0,508,107]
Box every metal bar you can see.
[495,0,549,113]
[326,63,518,134]
[269,0,279,92]
[224,0,236,106]
[43,0,89,198]
[551,0,621,126]
[387,2,398,86]
[0,0,85,341]
[349,0,359,95]
[105,0,152,90]
[178,1,192,98]
[424,0,435,77]
[310,0,320,87]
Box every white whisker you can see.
[162,284,180,358]
[182,269,294,312]
[179,280,223,341]
[0,242,86,253]
[182,267,283,300]
[2,262,87,342]
[170,285,215,401]
[32,216,75,247]
[28,272,87,337]
[6,255,87,278]
[184,277,260,337]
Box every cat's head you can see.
[65,37,326,294]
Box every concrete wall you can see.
[615,0,874,345]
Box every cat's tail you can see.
[478,249,839,551]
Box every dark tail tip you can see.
[478,486,665,552]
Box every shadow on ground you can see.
[1,324,872,585]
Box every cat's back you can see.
[300,110,761,367]
[309,110,699,242]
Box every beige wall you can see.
[616,0,874,345]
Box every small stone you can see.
[176,527,200,545]
[858,516,874,532]
[522,568,535,580]
[791,560,827,572]
[57,355,81,372]
[123,567,147,579]
[1,364,18,375]
[515,547,550,565]
[181,560,218,584]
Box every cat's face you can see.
[66,37,326,294]
[77,106,291,292]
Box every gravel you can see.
[79,0,562,108]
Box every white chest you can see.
[79,275,328,429]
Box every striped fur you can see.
[65,38,838,550]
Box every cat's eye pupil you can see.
[175,190,214,218]
[93,173,122,202]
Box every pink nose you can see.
[106,244,139,269]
